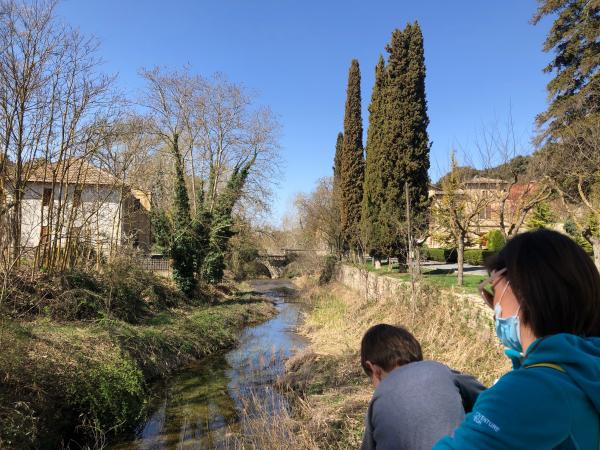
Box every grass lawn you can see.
[359,261,485,294]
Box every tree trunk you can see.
[457,233,465,286]
[592,236,600,273]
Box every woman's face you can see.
[492,274,520,318]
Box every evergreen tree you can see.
[200,154,257,283]
[339,59,364,256]
[332,131,343,214]
[170,134,196,296]
[361,56,387,258]
[525,201,555,230]
[532,0,599,143]
[378,23,431,259]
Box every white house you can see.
[15,158,151,256]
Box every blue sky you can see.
[57,0,553,224]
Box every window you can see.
[73,188,82,207]
[42,188,52,207]
[479,205,493,220]
[132,198,141,211]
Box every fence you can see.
[137,256,172,276]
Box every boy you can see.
[360,324,485,450]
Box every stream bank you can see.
[0,275,275,450]
[110,279,307,449]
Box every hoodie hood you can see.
[523,333,600,414]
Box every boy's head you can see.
[360,324,423,387]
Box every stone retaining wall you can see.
[336,264,411,301]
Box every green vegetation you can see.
[338,59,364,256]
[463,249,496,266]
[361,56,387,257]
[525,202,555,230]
[423,247,457,263]
[532,0,599,143]
[360,260,485,294]
[487,230,506,252]
[359,23,430,260]
[0,262,274,449]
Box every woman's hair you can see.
[360,324,423,375]
[486,229,600,337]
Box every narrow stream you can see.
[111,279,307,449]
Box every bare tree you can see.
[545,115,600,269]
[431,151,499,285]
[474,115,553,240]
[294,177,343,255]
[0,0,117,273]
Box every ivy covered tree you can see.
[339,59,364,259]
[149,135,199,296]
[361,56,387,259]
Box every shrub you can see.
[463,249,496,265]
[425,248,457,263]
[318,256,338,285]
[487,230,506,252]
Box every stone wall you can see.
[336,264,412,301]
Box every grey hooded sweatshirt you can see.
[360,360,485,450]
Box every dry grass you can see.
[241,275,510,449]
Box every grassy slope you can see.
[361,262,486,294]
[278,277,510,449]
[0,281,274,449]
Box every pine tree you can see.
[525,201,555,230]
[361,56,387,258]
[532,0,599,143]
[378,23,431,259]
[339,59,364,257]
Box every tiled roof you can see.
[24,158,119,186]
[464,176,508,184]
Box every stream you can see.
[111,279,307,449]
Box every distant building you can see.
[11,158,151,256]
[427,176,550,248]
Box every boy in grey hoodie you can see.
[360,324,485,450]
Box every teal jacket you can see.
[434,334,600,450]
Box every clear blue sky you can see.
[57,0,553,224]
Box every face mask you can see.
[494,282,523,353]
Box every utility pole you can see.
[405,182,416,299]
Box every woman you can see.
[434,229,600,449]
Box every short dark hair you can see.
[360,324,423,375]
[486,229,600,337]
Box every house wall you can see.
[20,181,122,254]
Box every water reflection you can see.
[111,280,306,449]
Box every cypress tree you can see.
[339,59,364,256]
[332,131,343,209]
[378,22,430,259]
[361,55,387,258]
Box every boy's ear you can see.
[366,361,384,381]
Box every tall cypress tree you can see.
[378,22,430,259]
[361,56,387,258]
[332,131,343,206]
[339,59,364,256]
[403,22,430,229]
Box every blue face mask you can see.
[494,282,523,353]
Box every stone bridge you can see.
[256,254,290,278]
[256,249,324,278]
